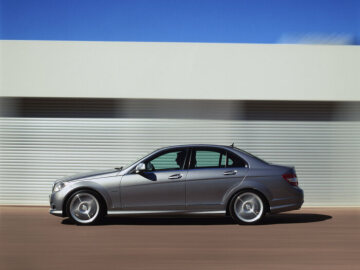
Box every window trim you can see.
[188,147,248,170]
[188,147,226,170]
[143,147,189,172]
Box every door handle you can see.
[224,170,237,175]
[168,174,182,179]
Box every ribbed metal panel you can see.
[0,117,359,206]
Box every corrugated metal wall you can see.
[0,99,359,206]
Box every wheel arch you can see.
[225,188,270,216]
[62,187,108,217]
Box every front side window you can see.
[146,149,187,171]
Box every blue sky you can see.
[1,0,359,44]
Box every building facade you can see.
[1,41,359,206]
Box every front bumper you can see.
[49,190,67,217]
[49,209,63,216]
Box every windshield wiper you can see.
[114,166,123,171]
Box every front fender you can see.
[62,180,113,213]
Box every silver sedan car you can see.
[49,144,304,225]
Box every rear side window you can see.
[191,149,247,169]
[227,151,248,168]
[195,151,221,168]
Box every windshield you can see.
[119,149,158,170]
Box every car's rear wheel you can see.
[229,191,265,225]
[67,190,104,225]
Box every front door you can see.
[121,148,188,210]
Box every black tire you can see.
[229,191,266,225]
[66,190,105,225]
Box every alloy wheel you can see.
[69,192,100,224]
[233,192,264,223]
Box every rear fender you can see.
[222,178,273,210]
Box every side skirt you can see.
[107,210,226,216]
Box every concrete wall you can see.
[1,40,359,101]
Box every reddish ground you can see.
[0,206,359,270]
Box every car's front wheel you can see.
[229,191,266,225]
[67,190,104,225]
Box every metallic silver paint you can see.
[49,209,63,216]
[49,144,304,222]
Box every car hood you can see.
[58,168,119,183]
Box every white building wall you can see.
[0,41,359,206]
[1,40,359,101]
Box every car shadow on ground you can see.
[62,213,332,226]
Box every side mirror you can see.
[135,162,146,173]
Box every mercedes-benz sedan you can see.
[49,144,304,225]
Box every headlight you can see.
[53,181,66,192]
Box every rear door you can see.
[186,147,248,210]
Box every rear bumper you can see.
[270,202,303,213]
[269,187,304,214]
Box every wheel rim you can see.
[234,192,264,223]
[69,193,99,224]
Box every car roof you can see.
[157,144,235,151]
[157,144,266,162]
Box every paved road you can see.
[0,207,359,270]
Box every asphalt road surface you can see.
[1,206,359,270]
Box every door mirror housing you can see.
[135,162,146,173]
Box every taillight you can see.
[282,173,298,186]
